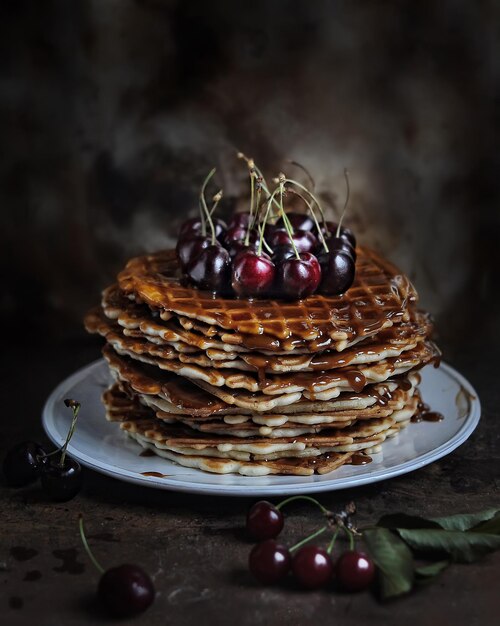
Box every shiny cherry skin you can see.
[319,250,355,295]
[187,244,231,294]
[246,501,284,541]
[228,240,259,260]
[40,457,82,502]
[335,551,375,591]
[292,546,333,589]
[176,235,211,271]
[276,212,314,232]
[320,221,356,248]
[98,564,155,617]
[277,252,321,299]
[179,217,226,241]
[227,212,251,229]
[232,252,275,297]
[269,228,317,253]
[224,226,258,248]
[323,236,356,261]
[271,244,296,266]
[3,441,47,487]
[248,540,291,585]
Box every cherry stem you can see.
[245,167,256,246]
[344,526,355,551]
[290,525,328,553]
[283,177,329,238]
[277,175,300,259]
[276,495,329,515]
[288,188,329,253]
[209,190,223,216]
[335,168,350,238]
[79,516,105,575]
[200,168,217,244]
[326,529,340,555]
[258,187,280,256]
[286,159,316,190]
[60,400,80,468]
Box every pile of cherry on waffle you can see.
[176,154,357,300]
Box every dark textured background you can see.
[1,3,500,624]
[1,0,499,344]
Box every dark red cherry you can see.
[228,240,259,260]
[223,225,247,246]
[324,236,356,260]
[248,540,291,585]
[227,212,251,229]
[246,501,284,540]
[340,227,356,249]
[40,457,82,502]
[271,245,296,266]
[3,441,47,487]
[176,235,211,271]
[335,550,375,591]
[319,222,356,249]
[277,252,321,299]
[292,546,333,589]
[276,212,314,231]
[179,217,227,241]
[319,250,355,295]
[232,252,275,297]
[269,228,317,253]
[187,244,231,293]
[98,564,155,617]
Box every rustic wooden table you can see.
[2,329,499,626]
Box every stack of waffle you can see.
[84,247,440,476]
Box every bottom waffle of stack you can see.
[101,350,424,477]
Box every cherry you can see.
[292,546,333,589]
[269,229,317,254]
[176,235,211,271]
[319,250,355,295]
[223,225,258,248]
[187,244,231,293]
[40,457,82,502]
[335,550,375,591]
[227,212,251,229]
[276,212,314,232]
[271,244,296,266]
[228,240,259,260]
[322,236,356,261]
[232,252,275,297]
[248,540,291,585]
[98,564,155,617]
[246,501,284,541]
[320,221,357,249]
[2,441,47,487]
[277,252,321,299]
[179,217,226,241]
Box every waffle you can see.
[117,248,417,351]
[85,244,440,476]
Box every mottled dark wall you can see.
[1,0,498,342]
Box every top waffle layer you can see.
[117,247,417,351]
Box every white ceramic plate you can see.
[42,360,480,497]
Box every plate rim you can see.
[42,359,481,497]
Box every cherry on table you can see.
[292,545,333,589]
[179,217,226,241]
[246,501,284,540]
[319,250,355,295]
[248,540,291,585]
[40,457,82,502]
[276,252,321,299]
[276,212,314,232]
[232,252,275,297]
[269,228,317,254]
[319,236,356,262]
[335,550,375,591]
[271,244,296,266]
[98,564,155,617]
[2,441,47,487]
[187,244,231,294]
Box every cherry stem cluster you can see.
[199,168,218,244]
[277,495,358,556]
[335,168,350,238]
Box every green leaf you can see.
[415,559,450,578]
[377,513,441,530]
[432,508,500,532]
[397,528,500,563]
[364,528,414,599]
[469,513,500,535]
